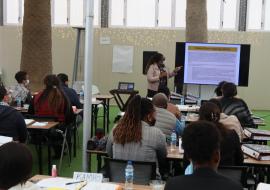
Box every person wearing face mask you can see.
[106,95,167,171]
[0,84,27,143]
[11,71,32,104]
[145,53,181,98]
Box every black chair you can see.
[104,157,156,185]
[218,165,248,187]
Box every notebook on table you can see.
[244,128,270,140]
[242,144,270,160]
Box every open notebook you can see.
[0,136,12,146]
[257,183,270,190]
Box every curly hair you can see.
[145,52,165,73]
[113,95,154,145]
[182,121,221,164]
[15,71,27,83]
[214,81,227,96]
[222,82,237,98]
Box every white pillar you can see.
[82,0,94,171]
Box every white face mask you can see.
[25,80,30,85]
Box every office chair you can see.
[104,157,156,185]
[218,165,248,187]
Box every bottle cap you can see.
[52,165,56,169]
[127,160,132,165]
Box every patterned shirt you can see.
[11,83,30,102]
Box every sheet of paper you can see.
[83,182,119,190]
[256,183,270,190]
[24,119,34,125]
[36,177,75,190]
[36,178,119,190]
[112,45,133,73]
[32,122,48,127]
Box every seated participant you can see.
[57,73,82,109]
[31,75,75,158]
[11,71,32,104]
[152,93,184,137]
[106,95,167,164]
[32,74,74,123]
[220,82,255,127]
[209,98,244,141]
[165,121,242,190]
[0,85,27,143]
[0,142,34,190]
[199,102,243,166]
[158,87,181,119]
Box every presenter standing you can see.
[145,53,181,98]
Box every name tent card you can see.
[73,172,103,183]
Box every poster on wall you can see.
[112,45,134,73]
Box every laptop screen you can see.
[118,82,134,91]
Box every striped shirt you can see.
[220,97,255,128]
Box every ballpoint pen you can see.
[65,180,85,185]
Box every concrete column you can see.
[238,0,248,31]
[186,0,208,42]
[21,0,52,91]
[101,0,109,28]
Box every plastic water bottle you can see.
[170,130,177,151]
[79,89,84,102]
[125,161,134,190]
[180,96,185,105]
[180,115,186,128]
[16,97,21,107]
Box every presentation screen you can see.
[174,42,250,87]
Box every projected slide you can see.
[184,43,241,85]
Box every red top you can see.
[34,91,66,122]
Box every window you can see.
[223,0,238,29]
[158,0,172,27]
[126,0,155,27]
[53,0,68,25]
[5,0,20,24]
[70,0,84,26]
[110,0,124,26]
[247,0,263,30]
[207,0,221,29]
[264,0,270,30]
[175,0,186,28]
